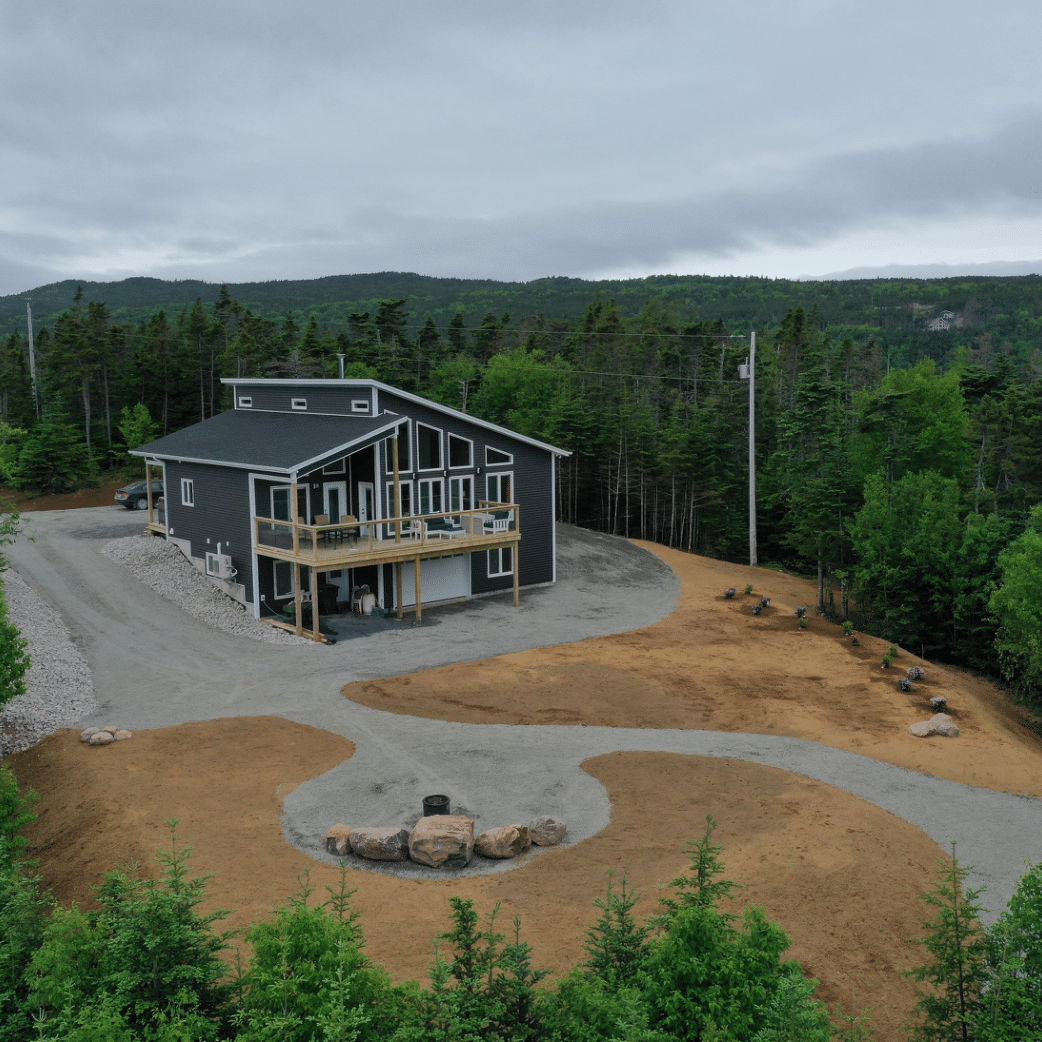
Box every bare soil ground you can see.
[0,479,128,512]
[9,536,1042,1041]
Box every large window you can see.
[417,423,442,470]
[384,420,411,473]
[486,446,513,466]
[486,472,512,505]
[271,485,309,522]
[181,479,195,506]
[488,547,513,577]
[448,433,472,468]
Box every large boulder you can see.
[475,825,531,860]
[930,713,960,737]
[325,824,353,856]
[908,713,960,738]
[88,730,115,745]
[528,816,567,847]
[409,816,475,869]
[350,827,410,861]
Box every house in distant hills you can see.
[927,309,956,332]
[132,379,568,641]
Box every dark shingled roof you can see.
[132,410,401,474]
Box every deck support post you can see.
[311,566,320,642]
[513,548,520,607]
[414,555,422,624]
[293,562,303,635]
[396,563,404,620]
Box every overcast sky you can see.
[2,0,1040,296]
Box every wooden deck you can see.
[251,504,520,571]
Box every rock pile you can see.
[326,816,566,867]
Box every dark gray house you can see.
[132,378,568,640]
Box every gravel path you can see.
[3,507,1040,919]
[0,568,98,756]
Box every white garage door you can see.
[400,554,470,606]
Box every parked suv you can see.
[115,479,164,510]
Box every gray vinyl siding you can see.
[470,437,555,595]
[162,461,255,604]
[230,383,375,416]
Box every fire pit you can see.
[422,794,451,816]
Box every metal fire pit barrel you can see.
[422,794,450,816]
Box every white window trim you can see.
[271,484,309,522]
[416,422,443,472]
[449,475,473,513]
[351,399,371,413]
[384,418,412,474]
[385,480,414,531]
[485,446,513,466]
[237,396,253,408]
[448,433,473,470]
[488,546,513,577]
[486,471,513,506]
[291,398,308,411]
[181,478,195,506]
[322,458,346,475]
[417,476,444,515]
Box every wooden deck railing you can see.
[253,502,520,566]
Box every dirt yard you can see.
[9,535,1042,1041]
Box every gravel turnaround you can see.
[4,506,1041,918]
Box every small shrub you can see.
[842,620,854,637]
[744,584,754,595]
[761,596,771,608]
[888,644,901,659]
[907,666,926,681]
[724,587,736,600]
[798,617,807,630]
[752,605,762,616]
[851,636,860,646]
[900,677,913,693]
[881,652,894,668]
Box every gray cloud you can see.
[1,0,1039,293]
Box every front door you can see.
[324,481,348,523]
[449,476,472,519]
[357,481,375,538]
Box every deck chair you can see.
[314,513,332,546]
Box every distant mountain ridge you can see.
[4,270,1042,336]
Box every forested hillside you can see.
[2,275,1041,709]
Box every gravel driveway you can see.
[4,506,1040,916]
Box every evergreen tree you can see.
[979,861,1042,1040]
[906,844,986,1042]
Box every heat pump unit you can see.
[206,552,236,580]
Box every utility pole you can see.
[738,332,757,567]
[26,300,40,420]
